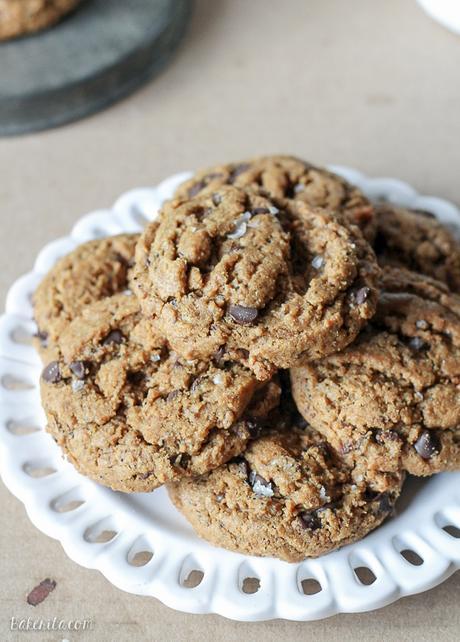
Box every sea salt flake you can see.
[122,289,133,296]
[311,255,324,270]
[268,206,279,215]
[72,379,85,392]
[151,354,161,362]
[252,479,274,498]
[416,319,429,330]
[213,373,224,385]
[227,211,253,240]
[319,486,330,502]
[294,183,305,193]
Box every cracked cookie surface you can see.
[374,204,460,291]
[174,155,376,241]
[291,266,460,476]
[40,293,280,492]
[167,414,403,562]
[33,234,138,361]
[133,186,379,379]
[0,0,82,40]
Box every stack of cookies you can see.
[34,156,460,562]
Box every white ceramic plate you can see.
[417,0,460,36]
[1,167,460,621]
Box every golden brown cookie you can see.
[40,293,280,492]
[291,266,460,476]
[0,0,82,41]
[174,155,376,242]
[374,204,460,291]
[168,416,403,562]
[33,234,138,361]
[132,186,380,380]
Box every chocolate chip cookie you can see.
[41,293,280,492]
[174,155,376,241]
[0,0,82,40]
[167,416,403,562]
[33,234,138,361]
[291,266,460,476]
[133,186,379,380]
[374,204,460,291]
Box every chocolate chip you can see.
[339,441,354,455]
[167,390,180,402]
[27,578,56,606]
[297,510,321,531]
[190,376,204,392]
[41,361,61,384]
[102,329,124,345]
[378,492,392,514]
[139,470,155,480]
[213,346,226,363]
[354,286,370,305]
[411,208,436,219]
[414,430,441,459]
[35,330,48,348]
[228,304,259,325]
[363,488,392,514]
[188,180,206,197]
[69,360,87,380]
[247,421,263,440]
[374,429,400,444]
[251,207,270,215]
[127,371,145,385]
[228,163,250,183]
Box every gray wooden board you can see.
[0,0,192,136]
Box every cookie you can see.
[291,266,460,476]
[33,234,138,361]
[40,293,281,492]
[133,186,379,380]
[167,416,403,562]
[174,155,376,241]
[0,0,82,41]
[374,204,460,291]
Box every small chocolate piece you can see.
[102,329,124,345]
[414,430,441,460]
[41,361,61,384]
[411,208,436,219]
[167,390,180,402]
[35,330,49,348]
[212,192,222,206]
[355,286,370,305]
[297,510,321,531]
[247,420,263,440]
[233,457,250,479]
[69,360,86,380]
[228,163,250,183]
[251,207,270,215]
[228,305,259,325]
[375,429,400,444]
[27,578,56,607]
[188,180,206,198]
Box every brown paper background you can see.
[1,1,460,640]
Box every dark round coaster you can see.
[0,0,192,136]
